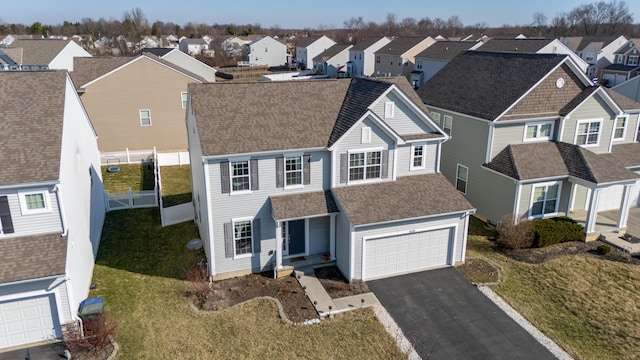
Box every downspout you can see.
[54,184,68,236]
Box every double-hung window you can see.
[233,219,253,256]
[613,116,627,140]
[525,122,553,141]
[349,151,381,181]
[629,56,639,66]
[530,183,560,218]
[181,92,188,109]
[285,156,303,186]
[231,161,250,191]
[431,112,440,123]
[139,109,151,126]
[575,120,601,146]
[456,164,468,194]
[411,144,425,170]
[442,115,453,135]
[18,190,50,215]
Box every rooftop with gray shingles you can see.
[0,233,67,284]
[374,36,430,56]
[296,35,330,48]
[313,44,351,62]
[415,41,477,60]
[0,71,67,185]
[602,143,640,168]
[270,190,339,220]
[4,39,72,65]
[350,36,388,51]
[476,38,555,53]
[332,174,474,226]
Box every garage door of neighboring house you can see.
[597,184,640,212]
[0,295,62,349]
[602,73,627,87]
[363,227,453,280]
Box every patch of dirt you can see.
[456,257,500,284]
[200,272,317,323]
[314,266,370,299]
[70,343,115,360]
[502,240,640,265]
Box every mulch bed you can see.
[199,272,317,323]
[502,240,640,265]
[314,266,370,299]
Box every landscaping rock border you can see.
[372,304,420,360]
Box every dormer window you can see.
[613,116,627,140]
[629,56,639,66]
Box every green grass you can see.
[464,217,640,360]
[102,164,155,193]
[160,166,192,207]
[91,208,405,359]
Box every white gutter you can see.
[0,180,59,191]
[0,273,64,287]
[53,184,68,236]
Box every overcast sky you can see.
[2,0,639,29]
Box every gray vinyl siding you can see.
[352,214,468,279]
[57,280,72,323]
[491,120,559,159]
[473,169,517,223]
[517,179,571,220]
[332,117,395,187]
[308,216,330,255]
[186,110,210,263]
[0,187,62,238]
[420,60,447,84]
[395,142,438,176]
[207,150,330,276]
[573,184,589,211]
[335,211,352,281]
[372,92,435,135]
[561,96,615,154]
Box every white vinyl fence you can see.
[101,148,190,167]
[156,149,195,226]
[105,189,158,211]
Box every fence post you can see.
[104,192,110,212]
[126,148,131,164]
[128,188,133,208]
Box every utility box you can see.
[79,297,104,317]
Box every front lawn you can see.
[464,217,640,360]
[90,208,404,359]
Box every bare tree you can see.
[532,12,548,36]
[122,7,148,42]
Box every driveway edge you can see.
[372,304,421,360]
[477,286,573,360]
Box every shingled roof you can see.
[477,38,554,53]
[297,35,329,48]
[602,143,640,168]
[0,233,67,284]
[563,36,620,52]
[270,190,339,220]
[313,44,351,62]
[351,36,388,51]
[332,174,474,226]
[6,39,71,65]
[0,71,67,185]
[417,51,567,120]
[485,142,639,183]
[375,36,429,56]
[415,41,476,60]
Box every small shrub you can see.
[597,244,611,255]
[185,267,211,301]
[64,313,118,355]
[495,215,534,249]
[532,217,585,247]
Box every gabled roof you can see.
[602,143,640,168]
[415,41,476,60]
[603,63,640,72]
[4,39,72,65]
[138,47,174,57]
[0,233,67,284]
[351,36,388,51]
[417,51,567,120]
[562,36,621,52]
[604,87,640,111]
[313,44,351,62]
[375,36,430,56]
[0,71,68,184]
[0,47,23,64]
[559,86,600,116]
[296,35,330,48]
[270,190,339,221]
[477,38,554,53]
[332,174,474,226]
[485,142,639,183]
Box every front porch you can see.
[571,207,640,254]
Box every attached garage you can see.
[597,184,640,212]
[363,227,454,280]
[0,295,62,349]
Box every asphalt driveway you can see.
[368,267,556,360]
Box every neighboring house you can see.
[295,35,336,70]
[160,35,180,49]
[476,38,588,73]
[417,51,640,238]
[346,36,392,77]
[561,35,628,79]
[221,35,262,57]
[612,75,640,103]
[0,39,91,71]
[0,71,106,349]
[411,41,481,88]
[373,36,436,79]
[312,44,353,77]
[247,36,287,67]
[179,37,209,56]
[186,77,474,281]
[601,39,640,87]
[139,48,217,82]
[71,54,207,154]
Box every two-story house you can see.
[71,54,208,156]
[612,75,640,103]
[139,48,218,82]
[0,71,106,349]
[417,51,640,238]
[561,35,628,79]
[179,37,209,56]
[247,36,287,67]
[186,77,474,282]
[373,36,436,79]
[601,39,640,87]
[295,35,336,70]
[410,41,481,88]
[346,36,392,77]
[312,44,353,77]
[0,39,91,71]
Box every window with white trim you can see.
[525,122,553,141]
[410,144,425,170]
[416,59,422,69]
[530,183,560,218]
[139,109,151,126]
[629,55,639,66]
[443,115,453,135]
[575,120,601,146]
[233,219,253,256]
[376,55,380,63]
[585,53,595,62]
[384,102,395,118]
[349,151,381,181]
[285,156,303,186]
[361,126,372,144]
[231,161,250,192]
[613,116,627,140]
[431,112,440,123]
[18,190,51,215]
[181,92,188,108]
[456,164,468,194]
[615,54,624,64]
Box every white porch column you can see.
[617,184,633,229]
[568,183,578,213]
[585,188,601,234]
[329,214,336,260]
[275,221,283,269]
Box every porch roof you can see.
[331,174,474,226]
[0,233,67,284]
[270,190,339,221]
[602,142,640,169]
[484,141,640,183]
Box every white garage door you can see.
[602,74,627,87]
[364,227,453,280]
[597,184,640,212]
[0,295,61,349]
